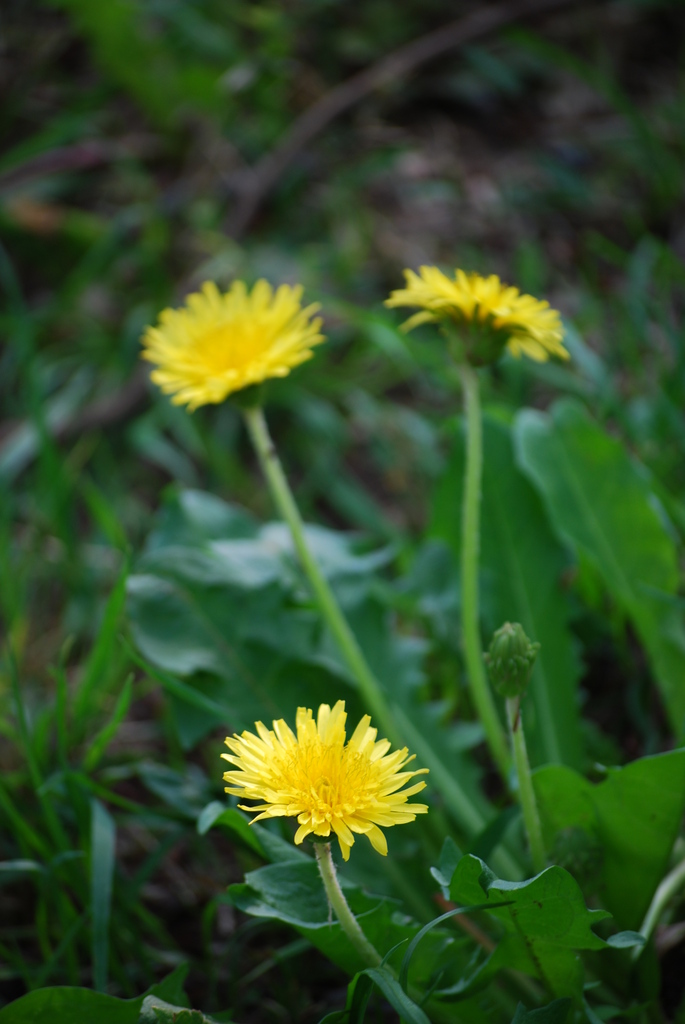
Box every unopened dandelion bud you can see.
[484,622,540,698]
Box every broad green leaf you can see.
[139,996,218,1023]
[126,571,357,742]
[445,855,610,998]
[126,490,379,745]
[137,762,210,819]
[533,749,685,928]
[511,999,571,1024]
[128,490,506,863]
[147,489,256,549]
[0,989,142,1024]
[229,859,463,987]
[431,415,582,767]
[90,798,116,992]
[149,964,190,1006]
[361,967,430,1024]
[0,962,197,1022]
[431,837,463,894]
[197,802,308,863]
[515,399,685,731]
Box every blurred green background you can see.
[1,0,685,1019]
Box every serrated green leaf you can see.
[430,836,463,893]
[515,398,685,731]
[146,963,190,1006]
[229,859,458,985]
[0,989,142,1024]
[128,489,507,865]
[533,749,685,928]
[511,998,571,1024]
[198,802,308,863]
[139,995,215,1023]
[445,855,610,998]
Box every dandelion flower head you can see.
[386,267,568,365]
[222,701,429,861]
[141,279,324,410]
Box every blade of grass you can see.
[75,561,129,727]
[82,673,134,772]
[90,798,115,992]
[125,641,233,719]
[33,910,87,988]
[7,650,70,853]
[0,783,51,860]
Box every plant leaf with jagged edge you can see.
[533,749,685,929]
[510,999,571,1024]
[515,398,685,732]
[127,487,514,872]
[440,855,612,999]
[228,858,466,989]
[0,966,193,1024]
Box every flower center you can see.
[194,322,269,373]
[283,744,373,816]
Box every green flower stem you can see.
[459,365,509,777]
[634,852,685,958]
[316,847,470,1024]
[244,404,523,876]
[243,405,397,744]
[506,696,546,875]
[315,842,382,968]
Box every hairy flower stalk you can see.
[387,268,568,782]
[222,701,429,861]
[315,842,382,967]
[242,404,400,747]
[460,364,509,777]
[140,278,400,748]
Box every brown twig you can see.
[227,0,578,237]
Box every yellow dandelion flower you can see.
[385,266,568,365]
[141,279,324,411]
[222,701,429,861]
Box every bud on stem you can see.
[484,621,540,699]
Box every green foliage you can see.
[3,0,685,1020]
[515,399,685,733]
[534,750,685,930]
[431,415,582,767]
[126,487,509,867]
[443,855,613,999]
[90,799,116,992]
[510,1000,570,1024]
[229,858,459,986]
[0,988,144,1024]
[0,967,218,1024]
